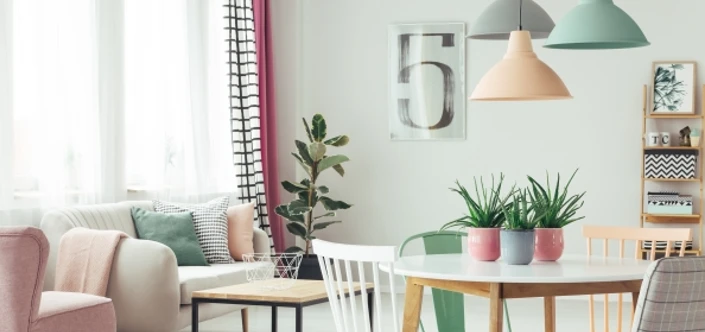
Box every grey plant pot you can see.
[500,229,536,265]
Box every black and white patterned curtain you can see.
[226,0,273,252]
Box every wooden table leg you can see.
[544,296,556,332]
[402,278,424,332]
[489,283,503,332]
[630,292,640,330]
[241,308,249,332]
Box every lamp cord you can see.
[518,0,523,30]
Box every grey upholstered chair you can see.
[632,256,705,332]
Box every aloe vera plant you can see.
[527,169,586,229]
[275,114,351,256]
[440,174,515,230]
[500,189,544,230]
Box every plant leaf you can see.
[286,222,307,238]
[297,189,318,207]
[317,185,330,194]
[311,114,327,142]
[333,164,345,177]
[314,211,335,220]
[319,196,352,210]
[439,215,475,231]
[313,220,342,230]
[295,140,314,165]
[291,153,312,177]
[282,180,308,193]
[308,142,327,162]
[288,200,312,215]
[285,246,304,253]
[324,135,349,147]
[302,118,314,142]
[317,155,350,174]
[275,204,304,222]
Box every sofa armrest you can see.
[253,228,271,253]
[107,238,180,332]
[40,211,78,291]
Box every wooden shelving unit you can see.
[640,84,705,256]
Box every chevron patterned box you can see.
[644,150,698,179]
[647,191,693,215]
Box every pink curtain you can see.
[253,0,284,253]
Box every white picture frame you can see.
[388,23,466,140]
[651,61,697,114]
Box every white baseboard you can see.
[378,286,633,303]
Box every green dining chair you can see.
[399,231,513,332]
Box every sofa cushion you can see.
[227,202,256,261]
[132,207,209,267]
[154,197,233,264]
[178,263,255,305]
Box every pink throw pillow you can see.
[226,202,256,261]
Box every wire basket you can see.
[242,253,303,290]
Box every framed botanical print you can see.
[652,61,697,114]
[388,23,466,140]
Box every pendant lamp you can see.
[469,0,555,40]
[544,0,649,49]
[471,31,572,101]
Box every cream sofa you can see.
[40,201,269,332]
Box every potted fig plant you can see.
[275,114,351,279]
[528,169,586,261]
[500,189,543,265]
[440,174,513,261]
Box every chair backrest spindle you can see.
[312,239,398,332]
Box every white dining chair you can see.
[312,239,400,332]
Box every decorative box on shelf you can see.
[647,191,693,215]
[644,149,698,179]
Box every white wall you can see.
[272,0,705,256]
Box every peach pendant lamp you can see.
[470,0,572,101]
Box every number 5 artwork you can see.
[389,23,466,140]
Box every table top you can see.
[192,279,373,304]
[383,254,653,283]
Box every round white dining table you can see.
[383,254,652,332]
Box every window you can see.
[3,0,236,209]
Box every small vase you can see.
[467,228,501,261]
[500,229,535,265]
[534,228,564,261]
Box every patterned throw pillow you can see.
[153,197,234,264]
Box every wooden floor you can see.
[182,295,634,332]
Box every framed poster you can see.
[388,23,466,140]
[652,61,696,114]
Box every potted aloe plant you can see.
[440,174,513,261]
[500,189,543,265]
[275,114,351,279]
[528,169,586,261]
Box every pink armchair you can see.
[0,226,116,332]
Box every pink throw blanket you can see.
[55,228,127,296]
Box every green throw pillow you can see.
[131,207,209,266]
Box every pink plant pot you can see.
[467,228,501,261]
[534,228,564,261]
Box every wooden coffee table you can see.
[192,279,374,332]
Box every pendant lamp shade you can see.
[471,31,572,101]
[544,0,649,49]
[469,0,555,40]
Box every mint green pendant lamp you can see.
[544,0,650,49]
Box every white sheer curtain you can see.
[0,0,236,226]
[124,0,234,202]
